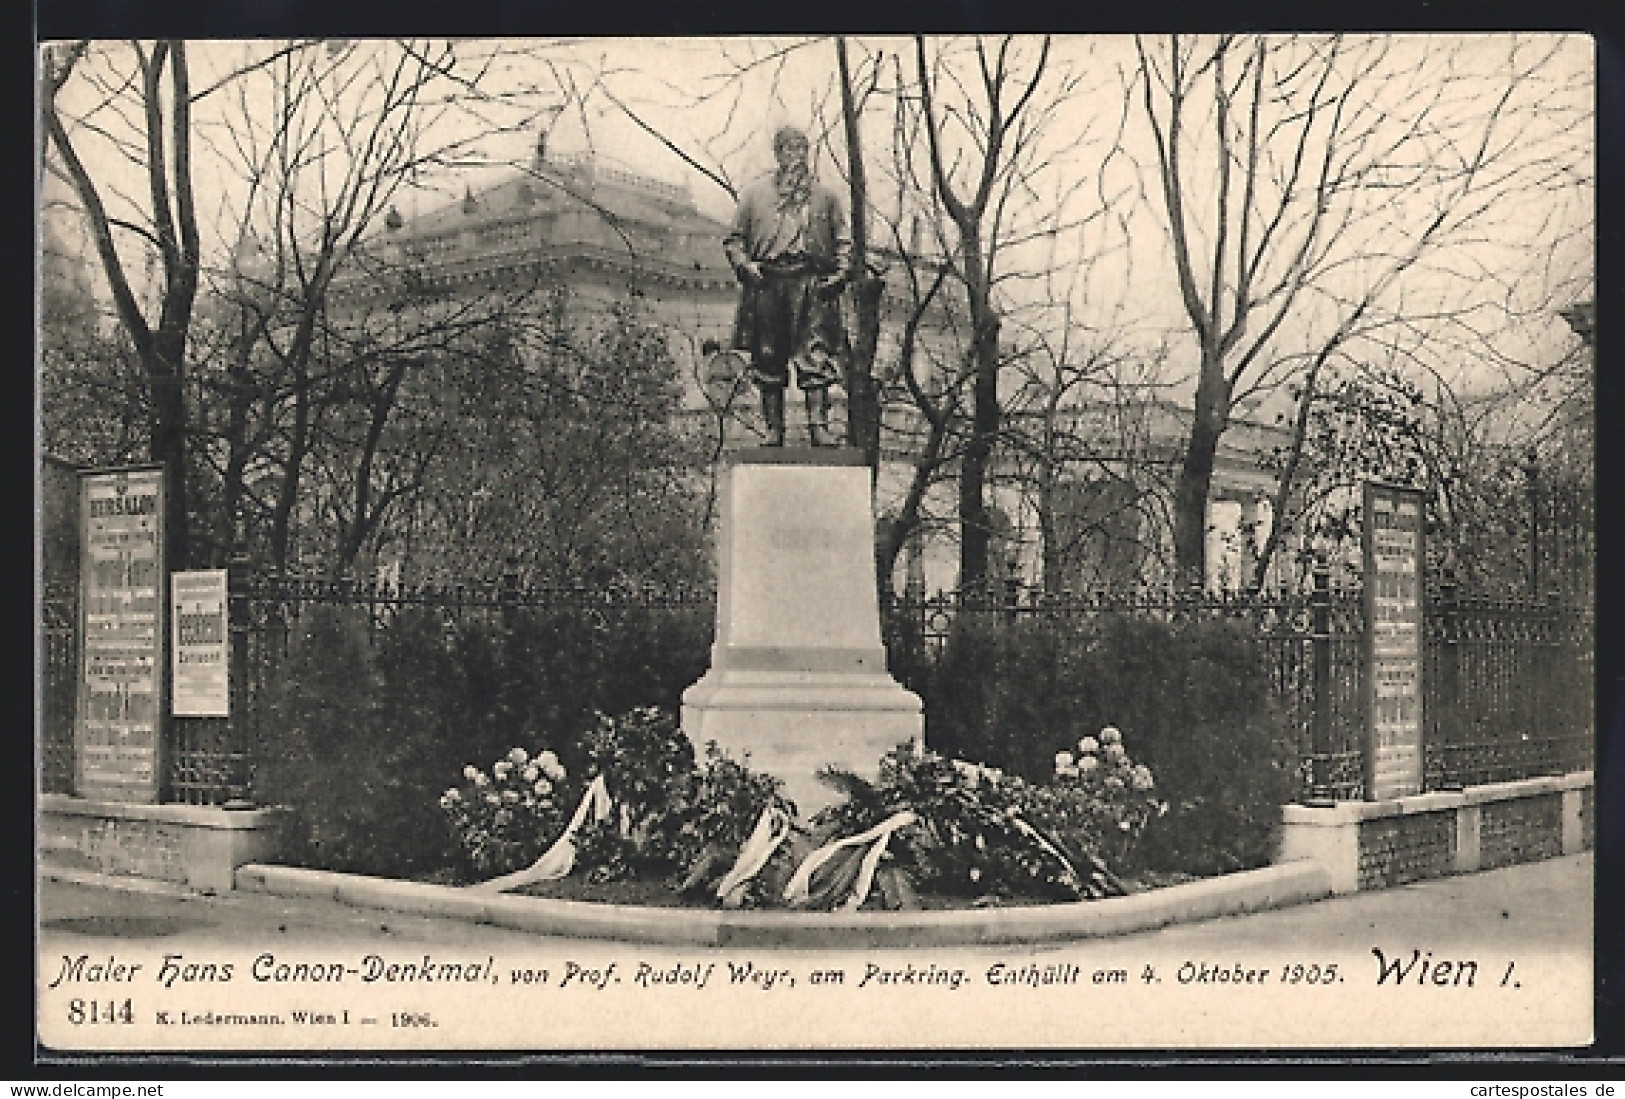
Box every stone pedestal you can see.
[682,449,923,816]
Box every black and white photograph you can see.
[35,33,1596,1053]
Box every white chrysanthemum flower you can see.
[462,765,480,782]
[522,764,540,783]
[472,771,489,787]
[1054,750,1075,770]
[544,761,566,782]
[443,787,461,802]
[534,778,553,797]
[1130,765,1155,791]
[508,747,529,765]
[1104,775,1125,791]
[1099,726,1123,746]
[1077,736,1100,755]
[1103,742,1128,763]
[484,792,500,806]
[493,760,512,780]
[1079,755,1100,773]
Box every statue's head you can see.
[772,125,810,172]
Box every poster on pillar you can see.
[1362,481,1425,801]
[76,466,166,803]
[171,569,228,717]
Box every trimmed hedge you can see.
[255,603,711,878]
[896,612,1297,877]
[255,606,466,877]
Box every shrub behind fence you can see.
[223,574,713,876]
[40,567,1591,818]
[882,578,1368,801]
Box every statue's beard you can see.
[774,159,811,212]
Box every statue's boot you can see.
[806,387,837,447]
[761,387,786,447]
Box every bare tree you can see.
[209,40,552,572]
[911,35,1056,590]
[834,36,889,469]
[44,40,202,567]
[1133,33,1592,588]
[1002,323,1176,592]
[41,39,563,573]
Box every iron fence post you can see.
[1543,587,1563,775]
[1003,564,1022,627]
[1525,449,1541,598]
[1307,562,1334,805]
[223,546,254,808]
[1434,568,1462,791]
[500,555,521,635]
[903,559,926,655]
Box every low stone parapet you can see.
[1278,772,1591,894]
[40,794,283,894]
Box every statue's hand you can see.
[738,260,764,285]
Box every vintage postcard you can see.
[36,33,1596,1055]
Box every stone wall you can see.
[1280,772,1591,894]
[1356,810,1456,890]
[41,796,283,893]
[1478,792,1564,872]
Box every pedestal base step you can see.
[682,670,923,817]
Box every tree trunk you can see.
[836,37,884,474]
[847,273,884,469]
[217,308,258,566]
[337,359,410,572]
[1172,359,1229,588]
[959,307,1001,590]
[875,260,953,597]
[877,411,950,593]
[269,370,310,574]
[149,329,191,570]
[1037,473,1062,594]
[45,41,199,569]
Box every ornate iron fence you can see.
[42,563,1591,808]
[1423,577,1594,788]
[168,566,717,806]
[881,571,1591,801]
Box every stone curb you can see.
[42,865,204,898]
[235,860,1334,948]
